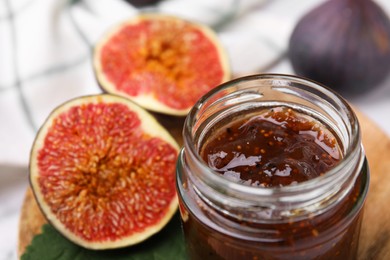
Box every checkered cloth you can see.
[1,0,389,167]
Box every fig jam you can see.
[200,106,341,188]
[177,74,369,260]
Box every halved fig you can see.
[93,14,230,116]
[29,94,179,250]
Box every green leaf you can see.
[21,213,187,260]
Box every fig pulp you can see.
[93,14,230,116]
[29,94,179,250]
[288,0,390,95]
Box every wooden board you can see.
[18,111,390,259]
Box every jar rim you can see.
[183,73,362,200]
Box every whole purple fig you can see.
[288,0,390,96]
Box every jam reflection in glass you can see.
[176,74,369,260]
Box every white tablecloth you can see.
[1,0,389,259]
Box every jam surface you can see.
[200,106,341,187]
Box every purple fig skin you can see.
[288,0,390,96]
[125,0,161,7]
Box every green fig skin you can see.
[288,0,390,96]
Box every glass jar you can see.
[176,74,369,260]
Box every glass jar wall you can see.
[176,74,369,260]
